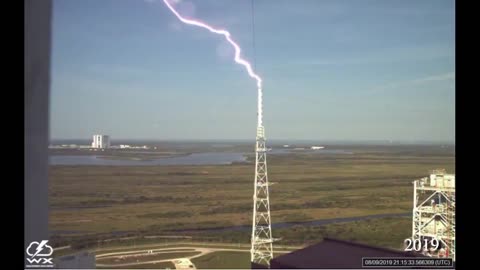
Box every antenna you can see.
[250,0,276,266]
[161,0,274,265]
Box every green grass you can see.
[190,217,412,268]
[174,216,410,249]
[97,261,175,269]
[277,216,412,249]
[53,247,78,258]
[96,251,201,264]
[192,251,251,269]
[49,144,454,251]
[96,248,196,256]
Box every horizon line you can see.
[50,138,455,144]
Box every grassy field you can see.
[49,144,454,252]
[170,216,412,249]
[192,250,288,269]
[192,251,251,269]
[273,216,412,249]
[96,251,201,264]
[97,261,175,269]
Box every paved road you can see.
[96,246,292,268]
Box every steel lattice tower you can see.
[250,124,275,265]
[412,170,455,261]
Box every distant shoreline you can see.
[49,139,455,146]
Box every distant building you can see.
[311,146,324,150]
[91,135,110,149]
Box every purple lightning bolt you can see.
[162,0,264,126]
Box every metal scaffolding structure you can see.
[412,169,455,261]
[250,125,275,266]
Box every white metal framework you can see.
[251,125,275,265]
[412,169,455,261]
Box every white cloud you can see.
[411,72,455,84]
[367,72,455,94]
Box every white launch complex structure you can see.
[412,169,455,260]
[250,89,276,266]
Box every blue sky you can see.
[50,0,455,142]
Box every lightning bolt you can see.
[162,0,264,127]
[32,240,48,257]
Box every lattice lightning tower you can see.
[250,91,275,266]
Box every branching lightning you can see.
[162,0,264,127]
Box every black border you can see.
[21,0,465,269]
